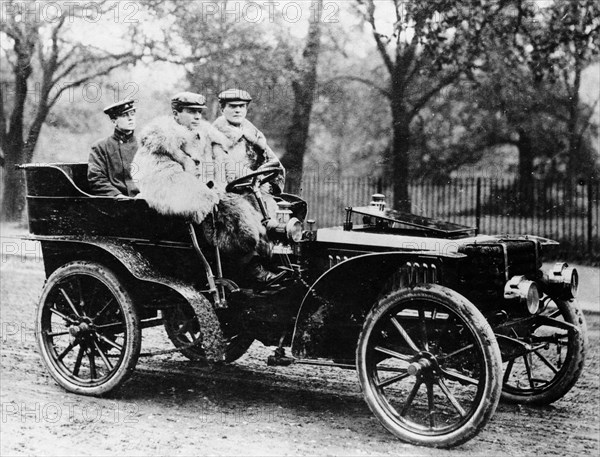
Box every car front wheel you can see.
[356,284,503,448]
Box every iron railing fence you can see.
[291,176,600,259]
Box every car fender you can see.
[31,235,224,361]
[291,251,463,360]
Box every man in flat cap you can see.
[132,91,284,287]
[88,99,139,196]
[213,89,285,194]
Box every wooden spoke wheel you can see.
[356,285,502,448]
[36,261,141,396]
[162,302,253,363]
[501,297,587,405]
[162,301,206,362]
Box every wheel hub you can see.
[407,358,432,376]
[408,352,439,377]
[68,321,91,337]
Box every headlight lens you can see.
[525,281,541,314]
[504,275,541,314]
[548,263,579,299]
[286,218,303,243]
[564,266,578,298]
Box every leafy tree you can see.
[477,0,599,182]
[0,0,143,220]
[345,0,598,211]
[542,0,600,183]
[347,0,513,210]
[143,0,285,114]
[144,0,325,194]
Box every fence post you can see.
[476,177,482,235]
[588,180,593,254]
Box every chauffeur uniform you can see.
[88,100,139,197]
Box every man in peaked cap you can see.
[88,99,139,197]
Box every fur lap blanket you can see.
[132,116,265,255]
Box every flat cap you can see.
[171,92,207,110]
[218,89,252,103]
[103,99,135,118]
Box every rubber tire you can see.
[36,261,141,396]
[222,333,254,363]
[501,298,587,405]
[162,304,254,363]
[162,304,208,362]
[356,284,503,448]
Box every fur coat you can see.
[213,116,285,194]
[132,116,265,255]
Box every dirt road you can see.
[1,256,599,456]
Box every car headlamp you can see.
[545,263,578,299]
[266,217,303,243]
[504,275,541,314]
[286,218,303,243]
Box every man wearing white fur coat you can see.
[132,92,284,286]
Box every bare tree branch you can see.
[0,82,6,150]
[357,0,395,76]
[324,28,349,59]
[47,59,136,108]
[51,51,139,86]
[410,72,461,119]
[326,75,391,99]
[577,97,600,138]
[55,44,81,68]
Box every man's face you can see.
[222,102,248,126]
[113,110,136,131]
[175,107,203,130]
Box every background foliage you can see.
[1,0,598,220]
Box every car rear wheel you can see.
[356,284,502,448]
[162,302,253,363]
[500,297,587,405]
[36,261,141,396]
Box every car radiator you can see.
[457,238,542,301]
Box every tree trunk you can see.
[281,0,322,195]
[390,91,411,211]
[282,81,312,194]
[566,58,582,187]
[391,123,411,212]
[516,128,534,213]
[2,31,34,222]
[1,138,26,222]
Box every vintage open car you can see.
[20,162,587,448]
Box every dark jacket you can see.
[88,128,139,196]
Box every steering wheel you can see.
[225,166,283,194]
